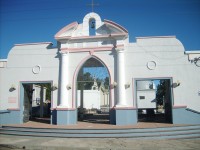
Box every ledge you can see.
[111,107,137,110]
[0,110,10,114]
[173,105,187,109]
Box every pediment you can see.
[55,22,78,39]
[96,19,128,35]
[54,13,128,41]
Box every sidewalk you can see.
[0,134,200,150]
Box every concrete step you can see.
[0,125,200,139]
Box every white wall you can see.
[0,43,59,110]
[124,37,200,111]
[77,90,100,109]
[137,90,156,109]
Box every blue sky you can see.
[0,0,200,59]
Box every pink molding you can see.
[55,36,71,40]
[61,46,113,52]
[136,36,176,39]
[61,44,124,53]
[72,55,113,108]
[104,19,128,33]
[173,105,187,109]
[55,33,128,40]
[89,50,94,55]
[7,108,20,111]
[15,42,52,46]
[54,22,78,38]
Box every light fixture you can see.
[125,82,131,89]
[172,80,181,88]
[110,82,117,89]
[51,84,58,91]
[9,84,16,92]
[66,84,72,90]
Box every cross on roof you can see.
[87,0,99,12]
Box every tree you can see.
[156,80,166,105]
[104,77,109,89]
[77,72,94,90]
[37,83,51,100]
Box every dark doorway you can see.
[76,57,110,124]
[136,79,172,123]
[22,83,52,124]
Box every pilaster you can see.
[58,51,69,107]
[115,48,126,107]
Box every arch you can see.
[82,12,102,36]
[89,18,96,36]
[72,55,113,109]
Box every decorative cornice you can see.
[60,44,124,53]
[55,33,128,41]
[104,19,128,33]
[136,36,176,39]
[54,22,78,39]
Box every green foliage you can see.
[37,83,51,100]
[156,80,166,105]
[104,77,109,89]
[77,72,109,90]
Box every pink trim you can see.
[61,46,113,52]
[61,45,124,53]
[56,108,76,111]
[7,108,20,111]
[15,42,52,46]
[54,22,78,38]
[173,105,187,109]
[136,36,176,39]
[55,33,128,40]
[72,55,113,108]
[112,107,137,110]
[104,19,128,33]
[55,36,71,40]
[89,50,94,55]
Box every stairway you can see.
[0,124,200,139]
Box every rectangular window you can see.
[139,96,145,100]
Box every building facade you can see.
[0,12,200,125]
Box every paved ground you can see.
[3,121,184,129]
[0,134,199,150]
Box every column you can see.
[59,51,69,107]
[116,48,126,106]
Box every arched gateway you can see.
[55,12,136,125]
[0,12,200,126]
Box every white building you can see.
[136,81,156,110]
[0,12,200,125]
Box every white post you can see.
[59,51,69,107]
[116,48,126,106]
